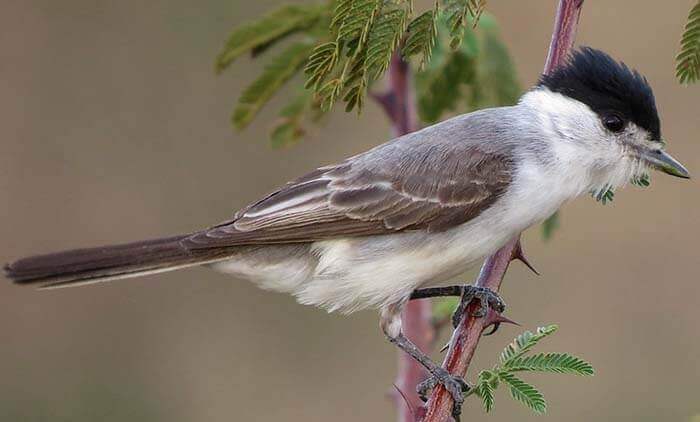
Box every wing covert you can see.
[184,122,514,248]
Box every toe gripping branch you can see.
[410,285,516,337]
[410,240,535,336]
[407,240,537,420]
[407,286,514,420]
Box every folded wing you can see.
[184,132,513,248]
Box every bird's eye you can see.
[602,114,625,132]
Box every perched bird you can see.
[4,48,689,414]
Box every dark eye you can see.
[602,114,626,132]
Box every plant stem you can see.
[421,1,585,420]
[372,52,434,422]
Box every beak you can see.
[642,148,691,179]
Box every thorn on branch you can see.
[391,383,421,421]
[513,240,540,275]
[482,309,520,336]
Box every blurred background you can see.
[1,1,699,421]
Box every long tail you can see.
[3,234,235,288]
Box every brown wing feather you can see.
[184,137,513,249]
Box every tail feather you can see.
[4,234,235,288]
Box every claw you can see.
[514,241,540,275]
[416,367,470,420]
[417,377,438,402]
[451,286,506,328]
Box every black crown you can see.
[537,47,661,141]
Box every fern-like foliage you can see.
[500,325,557,364]
[475,370,498,412]
[304,0,493,112]
[218,1,511,145]
[233,42,314,129]
[499,372,547,414]
[504,353,594,375]
[676,1,700,84]
[468,15,520,108]
[545,171,650,238]
[305,0,412,111]
[270,89,322,148]
[414,12,519,124]
[593,185,615,205]
[216,4,324,73]
[444,0,487,49]
[471,325,594,414]
[631,173,651,187]
[216,3,331,147]
[403,3,440,68]
[542,212,559,241]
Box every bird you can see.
[3,47,690,416]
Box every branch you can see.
[421,1,585,420]
[372,52,435,422]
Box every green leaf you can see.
[402,4,440,68]
[216,4,322,73]
[499,372,547,414]
[541,212,559,241]
[469,18,520,109]
[414,11,519,123]
[593,186,614,205]
[504,352,594,376]
[676,1,700,84]
[331,0,356,32]
[500,325,558,365]
[432,296,460,320]
[414,17,477,123]
[366,8,408,80]
[475,370,499,412]
[306,0,394,111]
[415,53,477,122]
[304,41,339,89]
[270,90,314,148]
[336,0,383,50]
[631,173,651,187]
[444,0,487,49]
[233,42,314,129]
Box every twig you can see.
[372,52,434,422]
[421,1,585,420]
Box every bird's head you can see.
[530,47,689,187]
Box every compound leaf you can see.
[504,352,594,376]
[233,41,314,129]
[676,1,700,83]
[500,325,558,365]
[499,372,547,414]
[402,4,440,68]
[216,4,322,72]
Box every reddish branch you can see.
[421,1,585,421]
[372,53,434,422]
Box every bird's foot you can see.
[417,367,471,421]
[451,286,505,328]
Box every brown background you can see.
[1,1,699,421]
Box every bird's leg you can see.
[381,304,470,421]
[409,285,465,300]
[411,285,505,328]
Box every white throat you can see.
[519,88,645,199]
